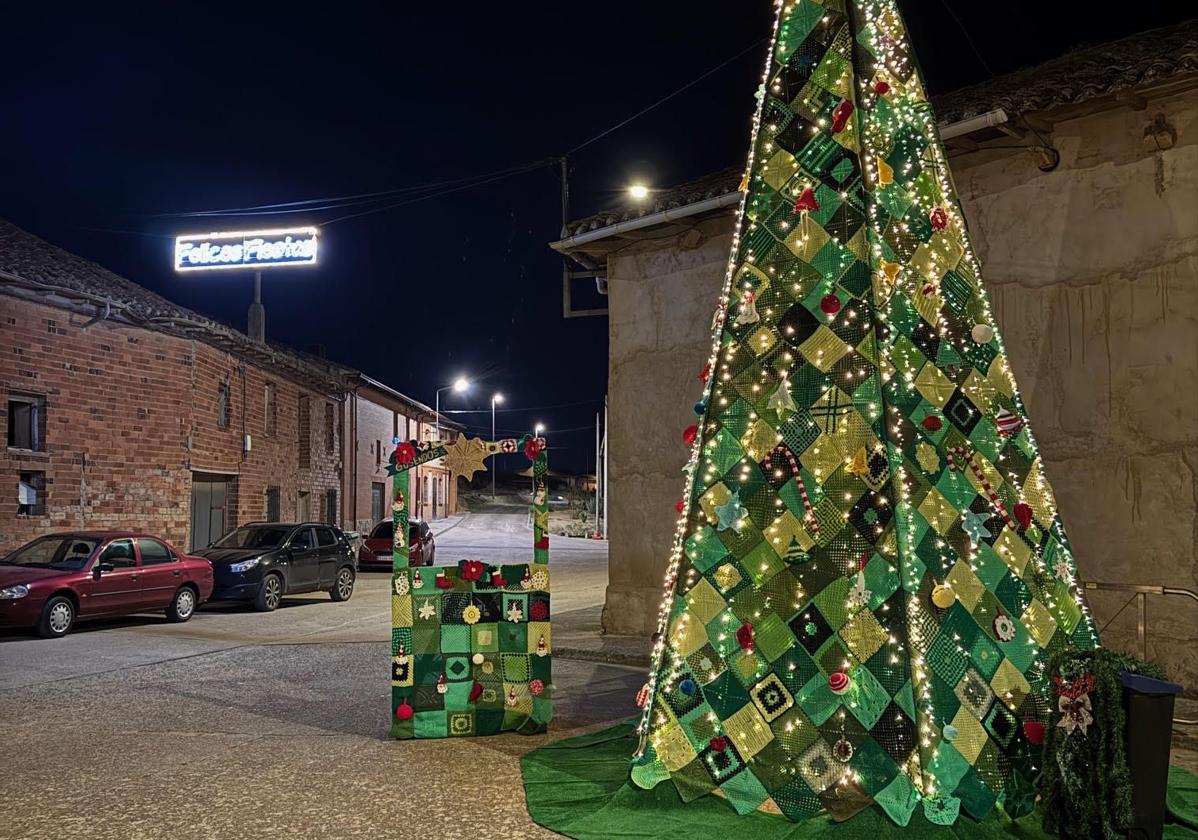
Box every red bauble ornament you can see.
[675,499,686,514]
[469,682,484,703]
[820,293,842,316]
[922,416,943,432]
[929,207,949,231]
[736,622,754,654]
[829,671,851,695]
[395,441,416,465]
[874,80,891,95]
[831,100,854,133]
[682,425,699,446]
[1014,503,1034,530]
[794,186,820,214]
[395,701,414,721]
[710,736,729,752]
[698,362,712,383]
[1023,720,1046,746]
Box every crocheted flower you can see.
[462,604,481,625]
[395,441,416,465]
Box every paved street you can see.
[0,509,640,839]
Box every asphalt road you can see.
[0,507,639,839]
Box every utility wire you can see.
[933,0,995,77]
[567,37,767,154]
[440,398,603,415]
[132,38,767,226]
[147,159,557,219]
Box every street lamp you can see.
[628,183,650,201]
[491,393,504,499]
[535,422,546,437]
[435,376,470,439]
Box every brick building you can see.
[0,220,455,554]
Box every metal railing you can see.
[1084,581,1197,726]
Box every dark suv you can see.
[194,522,357,611]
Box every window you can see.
[137,538,175,565]
[376,440,382,465]
[297,490,311,521]
[7,393,46,451]
[371,482,386,523]
[264,486,281,521]
[216,381,230,430]
[298,395,311,468]
[324,488,338,525]
[324,403,335,454]
[17,471,45,516]
[370,520,393,540]
[264,383,277,437]
[315,527,336,547]
[290,527,314,550]
[98,539,136,569]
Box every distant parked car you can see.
[0,532,214,638]
[194,522,356,611]
[358,519,435,570]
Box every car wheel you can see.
[38,596,75,638]
[166,586,197,623]
[330,566,355,602]
[254,573,283,612]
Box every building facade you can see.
[553,22,1198,690]
[341,373,461,536]
[0,220,457,556]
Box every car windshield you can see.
[215,526,291,549]
[370,521,394,540]
[1,535,99,570]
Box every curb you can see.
[554,645,651,669]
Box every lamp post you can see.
[491,393,504,500]
[435,376,469,440]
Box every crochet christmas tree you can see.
[630,0,1099,826]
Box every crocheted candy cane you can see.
[765,445,819,537]
[947,445,1013,529]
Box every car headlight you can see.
[229,557,260,573]
[0,584,30,600]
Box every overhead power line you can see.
[134,37,768,226]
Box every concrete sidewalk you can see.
[0,640,644,840]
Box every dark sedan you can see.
[0,531,214,637]
[358,519,435,570]
[194,522,356,611]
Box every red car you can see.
[358,519,435,570]
[0,531,214,638]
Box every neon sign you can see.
[174,227,319,272]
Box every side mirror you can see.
[93,561,115,579]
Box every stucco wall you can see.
[603,92,1198,693]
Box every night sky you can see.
[2,2,1189,472]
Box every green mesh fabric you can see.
[630,0,1100,826]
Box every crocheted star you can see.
[714,491,748,532]
[961,509,993,548]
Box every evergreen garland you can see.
[1041,648,1166,839]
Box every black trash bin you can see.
[1122,671,1184,840]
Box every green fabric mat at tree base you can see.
[521,721,1198,840]
[1170,766,1198,830]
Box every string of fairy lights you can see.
[634,0,1101,810]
